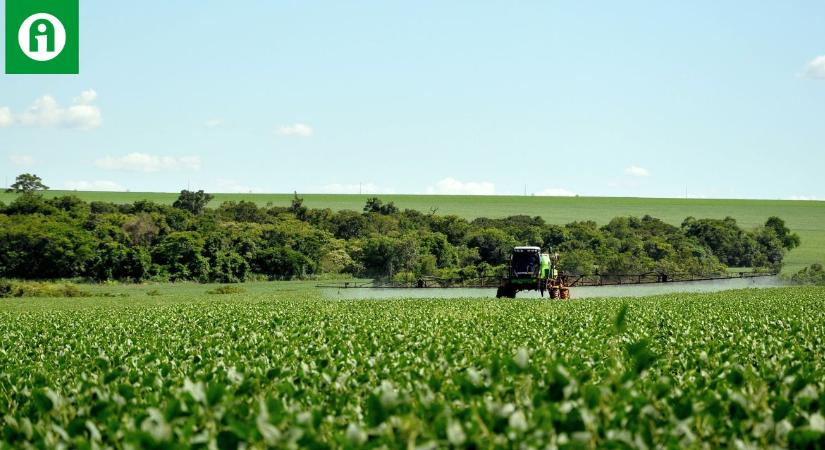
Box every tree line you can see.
[0,176,799,283]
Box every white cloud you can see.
[316,182,395,194]
[95,153,202,172]
[3,89,102,130]
[204,118,223,128]
[9,154,35,166]
[65,180,124,191]
[804,56,825,80]
[215,178,263,193]
[75,89,98,104]
[276,123,313,137]
[536,187,577,197]
[426,177,495,195]
[624,165,650,177]
[0,107,12,128]
[787,195,820,201]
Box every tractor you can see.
[495,246,570,299]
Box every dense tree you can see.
[0,215,96,278]
[682,217,760,267]
[319,247,355,274]
[558,249,597,275]
[90,201,119,214]
[364,197,399,215]
[765,216,801,250]
[253,246,314,280]
[151,232,210,281]
[752,226,784,268]
[430,215,470,245]
[360,235,420,277]
[381,202,399,215]
[541,224,566,249]
[208,250,249,283]
[465,228,517,265]
[2,193,59,215]
[89,242,150,281]
[219,201,266,223]
[6,173,49,193]
[421,232,458,268]
[202,230,251,283]
[172,190,214,215]
[123,213,160,246]
[560,221,604,252]
[331,210,367,239]
[48,195,89,218]
[0,195,796,282]
[363,197,382,214]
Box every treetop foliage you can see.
[172,190,214,215]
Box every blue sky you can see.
[1,1,824,199]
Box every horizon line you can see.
[4,189,822,203]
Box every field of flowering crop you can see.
[1,286,824,448]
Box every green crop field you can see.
[2,285,825,448]
[2,191,822,272]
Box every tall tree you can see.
[172,190,214,215]
[363,197,398,215]
[363,197,383,213]
[6,173,49,193]
[765,216,801,250]
[288,191,308,221]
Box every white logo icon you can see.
[18,13,66,62]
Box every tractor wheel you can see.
[497,283,517,299]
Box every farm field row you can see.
[1,286,824,447]
[2,191,822,272]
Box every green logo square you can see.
[5,0,79,74]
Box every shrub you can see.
[787,264,825,286]
[207,285,245,295]
[0,280,91,298]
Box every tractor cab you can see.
[510,246,555,280]
[497,246,565,298]
[510,246,543,278]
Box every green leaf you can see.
[207,383,225,406]
[32,389,53,414]
[614,303,629,333]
